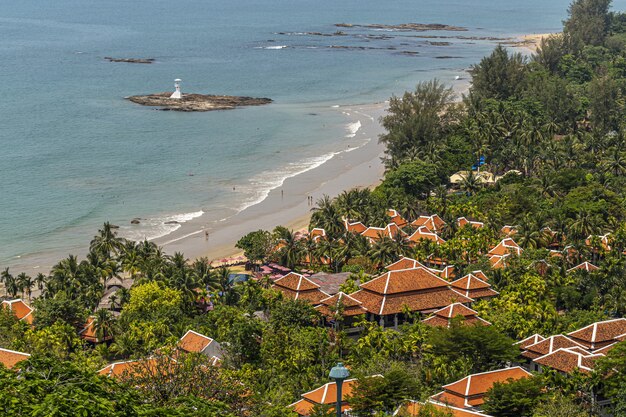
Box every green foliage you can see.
[381,160,444,199]
[33,291,89,329]
[235,230,274,263]
[482,376,545,417]
[564,0,612,53]
[531,392,589,417]
[469,45,526,99]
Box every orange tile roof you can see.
[273,272,329,305]
[178,330,215,353]
[471,270,489,281]
[2,299,34,322]
[514,334,545,349]
[408,226,445,245]
[387,209,409,228]
[488,238,522,256]
[489,254,509,269]
[310,228,326,242]
[399,400,494,417]
[567,318,626,350]
[290,379,357,415]
[457,217,484,229]
[450,274,498,299]
[411,215,446,232]
[521,335,588,359]
[534,348,603,374]
[98,357,173,378]
[0,347,30,369]
[360,268,450,294]
[422,303,490,328]
[500,225,517,236]
[315,292,367,317]
[344,219,367,234]
[435,367,532,408]
[78,316,113,343]
[585,233,611,251]
[386,257,428,271]
[352,287,473,316]
[567,262,599,273]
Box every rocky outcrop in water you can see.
[127,93,273,112]
[335,23,467,31]
[105,57,155,64]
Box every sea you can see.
[1,0,623,271]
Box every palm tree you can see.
[368,237,399,267]
[516,217,544,249]
[108,293,119,311]
[192,257,215,289]
[34,273,47,293]
[17,273,34,302]
[460,171,482,196]
[602,148,626,176]
[213,267,237,305]
[90,222,124,259]
[311,195,344,238]
[275,229,304,270]
[92,308,116,342]
[569,210,600,241]
[0,268,12,297]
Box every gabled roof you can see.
[178,330,215,353]
[344,219,367,234]
[290,379,358,415]
[515,334,545,349]
[386,257,428,271]
[534,348,604,374]
[488,238,522,256]
[422,303,491,328]
[310,228,326,242]
[408,226,446,245]
[397,400,494,417]
[273,272,330,305]
[78,316,113,343]
[435,367,532,408]
[521,335,588,359]
[450,274,499,299]
[585,233,611,251]
[457,217,484,229]
[315,292,367,317]
[387,209,408,228]
[500,225,517,236]
[567,261,599,273]
[0,347,30,369]
[411,214,446,232]
[360,268,450,295]
[430,265,456,280]
[471,270,489,281]
[98,357,175,378]
[489,254,509,269]
[361,223,407,242]
[567,318,626,349]
[2,299,34,324]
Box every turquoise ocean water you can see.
[1,0,623,269]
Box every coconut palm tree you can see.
[368,237,400,267]
[17,273,34,302]
[275,228,304,270]
[34,273,47,293]
[460,171,482,196]
[90,222,124,259]
[0,268,12,297]
[602,148,626,176]
[213,267,237,305]
[93,308,116,343]
[311,195,344,238]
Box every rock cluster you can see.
[127,93,272,112]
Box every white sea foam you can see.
[119,210,204,242]
[345,120,362,138]
[255,45,288,50]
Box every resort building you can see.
[450,274,498,300]
[272,272,329,305]
[289,378,358,416]
[567,261,599,273]
[387,209,408,228]
[500,225,517,236]
[344,219,367,234]
[396,400,494,417]
[309,228,327,242]
[457,217,484,229]
[98,357,170,378]
[520,335,588,360]
[350,267,473,328]
[431,367,532,410]
[361,223,406,244]
[585,233,611,251]
[2,299,34,325]
[407,226,446,245]
[488,238,522,269]
[178,330,223,364]
[533,348,603,374]
[567,318,626,350]
[79,316,113,344]
[0,347,30,369]
[315,292,367,320]
[411,214,446,233]
[422,303,491,328]
[514,334,545,350]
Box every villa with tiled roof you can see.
[397,400,494,417]
[431,367,532,409]
[500,225,517,236]
[350,267,473,328]
[272,272,329,305]
[533,348,604,374]
[567,261,599,273]
[0,347,30,369]
[178,330,222,363]
[289,378,358,416]
[411,214,446,233]
[457,217,484,229]
[521,335,589,360]
[2,299,34,325]
[387,209,408,228]
[407,226,446,245]
[488,238,522,257]
[514,334,545,350]
[450,274,498,300]
[386,257,429,271]
[361,223,407,244]
[585,233,611,251]
[422,303,491,328]
[315,292,367,319]
[309,228,326,242]
[98,357,174,379]
[79,316,113,344]
[567,318,626,350]
[344,219,367,234]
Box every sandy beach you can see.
[516,33,559,53]
[156,102,389,263]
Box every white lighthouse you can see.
[170,79,182,99]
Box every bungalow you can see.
[411,214,446,233]
[0,347,30,369]
[309,228,327,242]
[386,257,455,279]
[289,378,358,416]
[396,400,494,417]
[2,299,34,325]
[79,316,114,344]
[500,225,517,236]
[566,261,599,273]
[514,334,545,350]
[350,267,473,328]
[315,292,367,319]
[431,367,532,410]
[273,272,330,305]
[488,238,522,269]
[450,274,498,300]
[457,217,484,229]
[344,219,367,234]
[422,303,491,328]
[387,209,408,228]
[407,226,446,245]
[567,318,626,350]
[520,335,589,367]
[533,347,604,374]
[178,330,222,365]
[361,223,407,244]
[98,357,173,379]
[585,233,611,251]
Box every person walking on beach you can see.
[205,230,209,241]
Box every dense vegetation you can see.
[1,0,626,416]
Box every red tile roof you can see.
[2,299,34,324]
[344,219,367,234]
[386,257,428,271]
[521,335,588,359]
[315,292,367,317]
[273,272,330,305]
[567,318,626,350]
[0,347,30,369]
[408,226,446,245]
[450,274,498,299]
[457,217,484,229]
[411,215,446,233]
[567,262,599,273]
[433,367,532,408]
[309,228,326,242]
[500,225,517,236]
[488,239,522,257]
[398,400,494,417]
[422,303,491,328]
[387,209,409,228]
[290,379,357,416]
[514,334,545,350]
[178,330,215,353]
[78,316,113,343]
[534,348,604,374]
[98,357,174,378]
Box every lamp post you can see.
[329,362,350,417]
